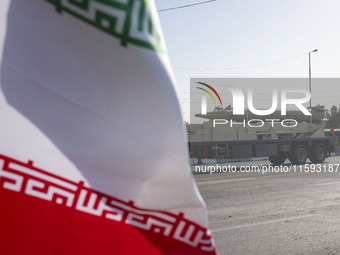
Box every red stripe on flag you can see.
[0,154,216,254]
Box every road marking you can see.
[212,214,319,232]
[196,172,307,185]
[194,173,263,182]
[315,181,340,186]
[196,177,260,185]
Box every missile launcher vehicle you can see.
[188,105,337,165]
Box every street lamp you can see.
[309,49,318,108]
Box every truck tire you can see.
[289,145,308,165]
[269,155,286,165]
[309,145,327,163]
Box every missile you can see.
[195,105,325,123]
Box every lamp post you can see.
[309,49,318,108]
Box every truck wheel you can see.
[269,155,286,165]
[309,145,327,163]
[289,145,308,165]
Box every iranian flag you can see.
[0,0,217,254]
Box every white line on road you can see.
[212,214,319,233]
[315,182,340,186]
[196,171,307,185]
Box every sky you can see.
[154,0,340,122]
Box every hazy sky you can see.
[154,0,340,121]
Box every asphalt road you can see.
[193,156,340,255]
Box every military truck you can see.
[188,106,337,165]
